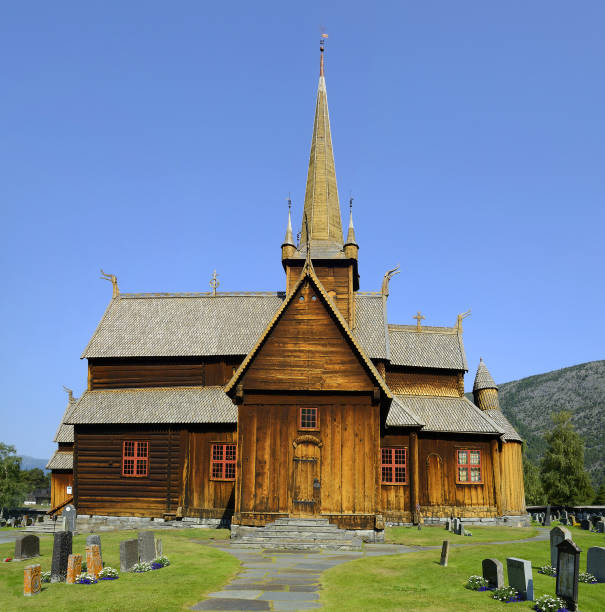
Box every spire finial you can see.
[209,270,220,297]
[282,196,295,248]
[320,32,328,77]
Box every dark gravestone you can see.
[63,505,77,532]
[440,540,450,566]
[580,519,590,531]
[482,558,504,589]
[138,531,155,563]
[50,531,72,583]
[86,534,102,560]
[14,535,40,561]
[120,539,139,572]
[550,526,571,568]
[597,519,605,534]
[556,538,581,612]
[544,505,551,527]
[507,557,534,601]
[587,547,605,583]
[560,517,568,526]
[445,518,451,531]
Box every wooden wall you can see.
[50,471,73,510]
[380,432,411,520]
[236,393,379,526]
[88,358,239,390]
[75,425,183,517]
[385,367,463,397]
[499,441,526,514]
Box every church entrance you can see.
[291,437,321,516]
[426,453,444,505]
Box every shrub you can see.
[132,561,152,573]
[99,566,119,579]
[491,586,521,602]
[533,594,566,612]
[75,572,98,584]
[538,564,557,577]
[465,575,489,591]
[152,555,170,567]
[41,571,51,583]
[579,571,597,584]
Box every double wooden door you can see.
[292,441,320,516]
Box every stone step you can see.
[239,529,351,539]
[233,540,361,551]
[270,518,331,526]
[262,525,343,533]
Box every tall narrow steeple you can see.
[344,198,359,260]
[299,39,344,255]
[281,198,296,259]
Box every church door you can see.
[292,440,321,516]
[426,453,444,506]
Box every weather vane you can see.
[210,270,220,296]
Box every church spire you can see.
[299,38,344,255]
[344,197,359,260]
[281,198,296,260]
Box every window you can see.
[122,441,148,477]
[299,407,318,430]
[211,443,236,481]
[381,447,407,484]
[457,449,482,483]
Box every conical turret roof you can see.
[473,358,498,391]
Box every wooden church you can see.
[48,45,527,535]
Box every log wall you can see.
[385,368,463,397]
[50,471,73,510]
[500,441,526,514]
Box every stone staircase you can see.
[231,518,362,551]
[19,516,62,534]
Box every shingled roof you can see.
[46,450,73,470]
[473,358,498,391]
[53,397,76,443]
[65,386,237,425]
[482,409,523,442]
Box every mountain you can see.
[496,360,604,489]
[20,455,50,472]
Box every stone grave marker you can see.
[86,534,102,559]
[120,538,138,572]
[445,518,451,531]
[597,519,605,534]
[138,531,155,563]
[62,505,77,532]
[86,544,102,579]
[23,563,41,596]
[587,547,604,583]
[50,531,72,583]
[14,534,40,561]
[580,519,590,530]
[560,517,568,525]
[506,557,534,601]
[556,538,581,612]
[440,540,450,566]
[155,538,162,558]
[66,554,82,584]
[460,524,466,536]
[544,505,551,527]
[482,558,504,589]
[550,526,571,568]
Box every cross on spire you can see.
[413,311,425,331]
[209,270,220,296]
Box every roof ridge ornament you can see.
[62,385,75,404]
[456,309,471,333]
[210,270,220,297]
[413,311,426,331]
[100,269,119,298]
[381,265,400,297]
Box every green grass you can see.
[386,525,539,546]
[322,526,605,611]
[0,528,238,611]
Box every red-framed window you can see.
[211,443,237,481]
[122,441,148,477]
[456,449,482,484]
[381,447,407,484]
[299,407,318,430]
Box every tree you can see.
[522,449,546,505]
[540,411,594,505]
[20,468,50,493]
[594,482,605,505]
[0,443,26,515]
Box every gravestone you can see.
[445,518,451,531]
[586,547,605,583]
[86,544,102,579]
[66,554,82,584]
[460,524,466,536]
[62,505,77,532]
[138,531,155,563]
[550,526,571,568]
[560,517,568,526]
[440,540,450,566]
[597,519,605,534]
[14,535,40,561]
[580,519,590,531]
[506,557,534,601]
[155,538,162,558]
[50,531,72,583]
[482,558,504,589]
[544,505,551,527]
[120,539,138,572]
[556,538,581,612]
[86,534,102,559]
[23,564,41,596]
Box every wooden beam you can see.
[490,438,503,516]
[410,431,419,523]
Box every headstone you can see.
[155,538,162,558]
[560,517,568,526]
[85,544,102,579]
[23,564,41,596]
[138,531,155,563]
[62,505,77,532]
[544,504,551,527]
[26,517,33,526]
[86,534,102,559]
[506,557,534,601]
[445,518,451,531]
[580,519,590,530]
[550,526,571,568]
[14,535,40,561]
[50,531,72,583]
[120,539,138,572]
[440,540,450,566]
[556,538,581,612]
[460,524,466,536]
[587,547,605,583]
[66,554,82,584]
[481,558,503,588]
[597,519,605,534]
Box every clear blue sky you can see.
[1,2,603,459]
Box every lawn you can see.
[0,528,238,612]
[386,525,539,546]
[322,526,605,611]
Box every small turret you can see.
[473,358,500,411]
[343,198,359,260]
[281,200,297,260]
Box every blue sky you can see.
[1,2,603,459]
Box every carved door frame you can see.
[291,435,322,516]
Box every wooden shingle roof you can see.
[46,450,73,470]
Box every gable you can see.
[240,279,374,392]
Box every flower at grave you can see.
[132,561,152,573]
[533,594,567,612]
[41,571,51,583]
[578,571,597,583]
[3,557,12,562]
[75,572,98,584]
[465,575,489,591]
[491,586,521,602]
[152,555,170,567]
[538,564,557,577]
[99,566,119,580]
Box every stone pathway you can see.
[191,530,549,611]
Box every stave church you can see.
[47,43,527,539]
